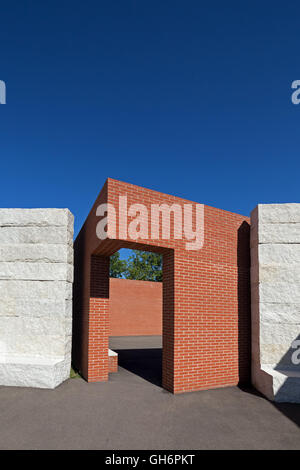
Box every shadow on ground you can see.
[272,402,300,428]
[114,348,162,387]
[238,384,300,428]
[110,336,300,433]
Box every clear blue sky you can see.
[0,1,299,236]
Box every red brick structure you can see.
[72,178,251,394]
[108,350,118,373]
[109,278,162,336]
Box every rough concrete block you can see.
[65,317,73,336]
[0,316,66,337]
[250,203,300,403]
[0,244,73,263]
[259,282,300,304]
[258,244,300,265]
[258,203,300,224]
[0,356,69,389]
[260,302,300,325]
[0,280,72,300]
[1,334,66,357]
[0,262,73,282]
[0,209,74,389]
[0,226,73,245]
[0,209,73,230]
[260,323,299,365]
[261,366,300,403]
[0,298,72,318]
[258,223,300,244]
[251,264,300,285]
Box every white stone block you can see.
[0,208,74,389]
[250,203,300,403]
[0,226,73,245]
[259,282,300,304]
[65,317,73,336]
[258,223,300,244]
[260,344,294,366]
[1,334,66,357]
[260,323,299,364]
[260,302,300,325]
[0,280,72,300]
[258,244,300,265]
[65,335,72,355]
[251,264,300,285]
[258,204,300,224]
[0,244,73,263]
[0,209,73,230]
[0,316,66,336]
[0,356,69,389]
[0,298,72,318]
[0,262,73,282]
[261,366,300,403]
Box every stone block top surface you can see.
[251,204,300,225]
[0,209,73,230]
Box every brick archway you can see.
[88,243,174,391]
[72,178,251,394]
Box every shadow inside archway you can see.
[114,347,162,387]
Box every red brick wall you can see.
[109,278,162,336]
[72,178,251,394]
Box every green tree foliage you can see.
[125,250,162,282]
[109,251,127,278]
[109,250,162,282]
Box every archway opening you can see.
[108,248,163,387]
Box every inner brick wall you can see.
[109,278,162,336]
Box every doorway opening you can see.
[109,248,163,387]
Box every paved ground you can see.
[0,335,299,450]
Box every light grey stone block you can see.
[0,209,74,389]
[0,316,66,337]
[0,226,73,245]
[250,203,300,403]
[260,323,299,365]
[0,209,73,229]
[65,335,72,356]
[1,334,67,357]
[259,282,300,304]
[0,244,73,263]
[262,366,300,403]
[0,262,73,282]
[258,223,300,244]
[0,298,72,318]
[251,264,300,285]
[260,302,300,325]
[0,280,72,300]
[258,203,300,224]
[0,356,69,389]
[252,362,300,403]
[260,344,294,366]
[258,244,300,265]
[65,317,73,336]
